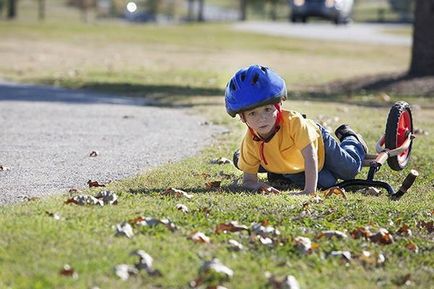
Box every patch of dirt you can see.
[300,72,434,98]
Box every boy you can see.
[225,65,367,194]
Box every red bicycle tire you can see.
[385,101,413,171]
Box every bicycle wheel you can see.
[385,101,413,171]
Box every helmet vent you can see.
[260,66,267,72]
[230,80,236,91]
[240,72,246,81]
[252,73,259,84]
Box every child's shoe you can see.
[334,124,369,153]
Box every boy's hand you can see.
[257,183,281,194]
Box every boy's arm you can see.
[243,172,281,193]
[301,142,318,194]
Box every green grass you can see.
[0,4,433,289]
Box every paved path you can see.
[233,22,411,46]
[0,81,225,205]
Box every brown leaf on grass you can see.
[369,228,394,245]
[211,157,232,165]
[396,224,412,237]
[359,186,382,196]
[206,181,221,190]
[317,230,348,239]
[68,188,81,193]
[417,220,433,233]
[59,264,78,279]
[350,226,373,239]
[251,222,280,238]
[266,272,300,289]
[323,187,347,199]
[227,239,243,251]
[115,222,134,238]
[357,250,386,267]
[0,165,10,171]
[329,251,352,263]
[294,236,313,255]
[190,258,233,288]
[189,232,210,244]
[176,203,189,213]
[215,221,249,234]
[87,180,106,188]
[95,190,118,205]
[45,211,62,220]
[65,195,104,206]
[89,150,99,157]
[162,187,193,199]
[130,250,162,276]
[405,241,419,253]
[114,264,138,281]
[129,216,177,232]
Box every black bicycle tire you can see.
[385,101,413,171]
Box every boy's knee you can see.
[338,163,360,180]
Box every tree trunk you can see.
[38,0,45,20]
[240,0,247,21]
[187,0,194,21]
[197,0,204,22]
[7,0,17,19]
[409,0,434,76]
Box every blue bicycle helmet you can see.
[225,65,287,117]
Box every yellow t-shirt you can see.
[238,110,325,174]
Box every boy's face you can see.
[242,104,278,137]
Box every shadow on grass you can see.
[80,82,225,108]
[294,72,434,107]
[0,81,224,108]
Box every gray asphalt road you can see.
[233,22,411,46]
[0,81,225,205]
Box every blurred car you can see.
[289,0,354,24]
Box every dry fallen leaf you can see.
[350,226,373,239]
[294,236,313,255]
[211,157,232,165]
[87,180,106,188]
[266,273,300,289]
[396,224,412,237]
[189,232,211,244]
[89,150,99,157]
[206,181,222,190]
[215,221,249,234]
[46,211,62,220]
[0,165,10,171]
[95,190,118,205]
[323,187,347,199]
[191,258,233,288]
[114,264,138,281]
[59,264,78,279]
[65,195,104,206]
[176,203,189,213]
[369,228,394,245]
[405,241,419,253]
[417,220,433,233]
[359,186,381,196]
[115,222,134,238]
[130,250,162,276]
[227,239,243,251]
[162,187,193,199]
[251,222,280,238]
[130,216,177,232]
[329,251,352,263]
[317,230,348,239]
[357,250,386,267]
